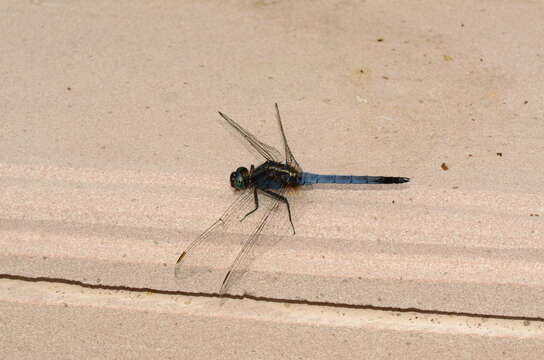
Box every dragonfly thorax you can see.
[230,166,250,190]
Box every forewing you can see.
[174,190,255,288]
[219,187,290,295]
[274,103,302,172]
[218,111,282,162]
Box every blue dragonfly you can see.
[175,104,409,294]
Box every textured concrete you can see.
[2,279,544,360]
[1,0,544,357]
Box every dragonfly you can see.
[175,104,409,294]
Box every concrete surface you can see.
[2,278,543,359]
[1,0,543,358]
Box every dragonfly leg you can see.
[240,187,259,222]
[263,190,296,235]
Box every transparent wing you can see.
[218,111,282,162]
[174,189,254,281]
[174,187,290,294]
[219,187,288,295]
[274,103,302,172]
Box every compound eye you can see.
[235,175,244,189]
[229,172,238,188]
[236,167,249,176]
[230,167,248,190]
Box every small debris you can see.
[441,162,449,171]
[524,100,529,104]
[376,38,384,42]
[356,95,368,104]
[382,75,389,80]
[67,87,72,91]
[443,55,453,61]
[496,152,503,157]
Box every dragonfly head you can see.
[230,167,249,190]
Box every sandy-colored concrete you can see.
[2,278,543,359]
[1,163,543,318]
[1,0,544,357]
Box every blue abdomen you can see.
[298,172,409,185]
